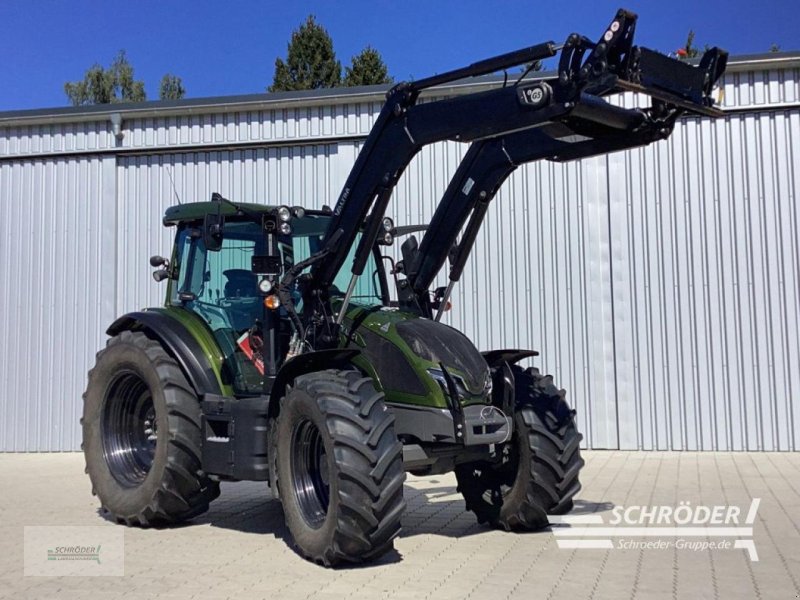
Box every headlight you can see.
[277,206,292,222]
[279,221,292,235]
[293,206,305,218]
[427,368,447,388]
[427,368,468,398]
[427,368,491,398]
[258,278,273,294]
[382,216,394,231]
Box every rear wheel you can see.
[456,366,583,530]
[274,369,406,566]
[82,330,219,526]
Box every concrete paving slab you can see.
[1,451,798,599]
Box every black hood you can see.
[395,319,489,394]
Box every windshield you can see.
[283,215,384,304]
[171,214,385,393]
[174,215,385,308]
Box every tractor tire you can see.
[273,369,406,566]
[82,330,219,526]
[456,366,583,530]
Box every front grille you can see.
[354,328,429,397]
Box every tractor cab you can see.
[161,201,389,394]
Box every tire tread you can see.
[277,369,405,566]
[83,331,219,527]
[457,364,584,530]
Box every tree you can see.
[64,50,146,105]
[343,46,392,87]
[269,15,342,92]
[676,30,710,61]
[159,74,186,100]
[676,30,699,60]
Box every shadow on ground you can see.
[95,480,615,567]
[570,498,615,514]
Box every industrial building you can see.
[1,53,797,451]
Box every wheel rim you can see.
[101,370,157,487]
[290,418,330,528]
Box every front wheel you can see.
[456,366,584,530]
[274,370,406,566]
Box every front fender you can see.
[267,349,361,418]
[481,349,538,368]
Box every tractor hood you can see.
[393,319,489,394]
[341,305,491,409]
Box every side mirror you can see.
[400,235,418,271]
[203,211,224,252]
[151,255,175,282]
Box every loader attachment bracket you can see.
[557,9,727,117]
[617,46,728,117]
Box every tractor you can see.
[82,9,727,566]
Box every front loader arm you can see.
[404,46,727,316]
[311,45,562,291]
[308,8,727,332]
[405,101,676,312]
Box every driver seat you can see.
[223,269,259,298]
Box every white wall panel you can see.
[0,102,383,160]
[0,157,116,450]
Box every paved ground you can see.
[1,451,798,600]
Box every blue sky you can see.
[0,0,797,112]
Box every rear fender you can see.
[107,310,222,397]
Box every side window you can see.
[332,242,382,304]
[170,230,192,305]
[204,230,261,328]
[172,229,207,303]
[173,223,261,308]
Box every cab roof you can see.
[162,202,332,227]
[162,202,277,226]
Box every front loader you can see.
[82,9,727,566]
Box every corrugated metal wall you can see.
[0,156,117,450]
[1,58,798,451]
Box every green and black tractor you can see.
[82,10,727,566]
